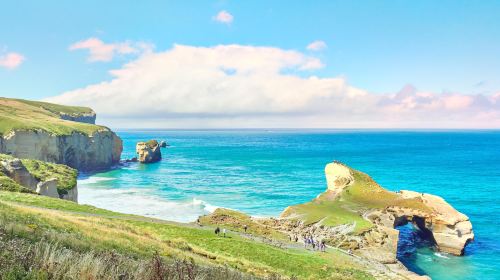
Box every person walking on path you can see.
[215,227,220,236]
[223,228,227,238]
[243,225,248,233]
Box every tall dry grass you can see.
[0,227,276,280]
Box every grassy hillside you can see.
[0,97,103,136]
[0,154,77,194]
[0,191,375,280]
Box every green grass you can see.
[0,97,105,136]
[282,200,373,233]
[0,154,77,194]
[0,191,375,280]
[0,174,34,193]
[11,98,94,115]
[200,208,289,241]
[145,139,159,148]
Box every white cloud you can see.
[307,40,327,51]
[0,52,25,69]
[69,37,153,62]
[213,10,234,24]
[46,44,500,128]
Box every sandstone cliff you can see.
[0,98,122,171]
[136,140,162,163]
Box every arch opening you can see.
[395,216,438,275]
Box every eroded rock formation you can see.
[281,162,474,259]
[0,130,122,171]
[136,140,162,163]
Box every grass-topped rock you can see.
[0,97,122,171]
[280,162,474,262]
[136,139,162,163]
[0,153,77,201]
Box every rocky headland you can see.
[0,98,122,171]
[0,97,124,202]
[200,161,474,279]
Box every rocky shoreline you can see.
[200,161,474,279]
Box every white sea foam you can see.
[78,185,219,223]
[78,176,116,184]
[434,252,450,259]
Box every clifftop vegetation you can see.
[0,97,104,136]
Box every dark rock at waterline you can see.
[124,157,138,163]
[160,141,169,148]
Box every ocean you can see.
[78,130,500,280]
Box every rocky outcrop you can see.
[397,190,473,255]
[275,162,473,277]
[325,161,354,195]
[59,112,96,124]
[35,178,59,198]
[0,130,122,171]
[136,140,162,163]
[0,158,76,201]
[0,159,39,189]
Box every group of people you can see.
[303,235,327,252]
[214,226,227,237]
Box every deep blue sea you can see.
[78,130,500,280]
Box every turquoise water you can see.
[79,130,500,279]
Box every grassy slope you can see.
[282,168,432,234]
[0,191,375,280]
[199,208,289,241]
[0,154,77,194]
[0,97,103,136]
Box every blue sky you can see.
[1,1,499,128]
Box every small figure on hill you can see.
[243,224,248,233]
[215,227,220,236]
[223,228,227,237]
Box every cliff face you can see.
[0,98,122,171]
[59,112,96,124]
[0,130,122,171]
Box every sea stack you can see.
[136,140,162,163]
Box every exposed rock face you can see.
[397,190,474,255]
[0,159,39,189]
[160,141,168,148]
[325,162,354,195]
[59,112,96,124]
[0,130,122,171]
[136,140,162,163]
[36,178,59,198]
[61,187,78,202]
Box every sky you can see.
[1,0,499,128]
